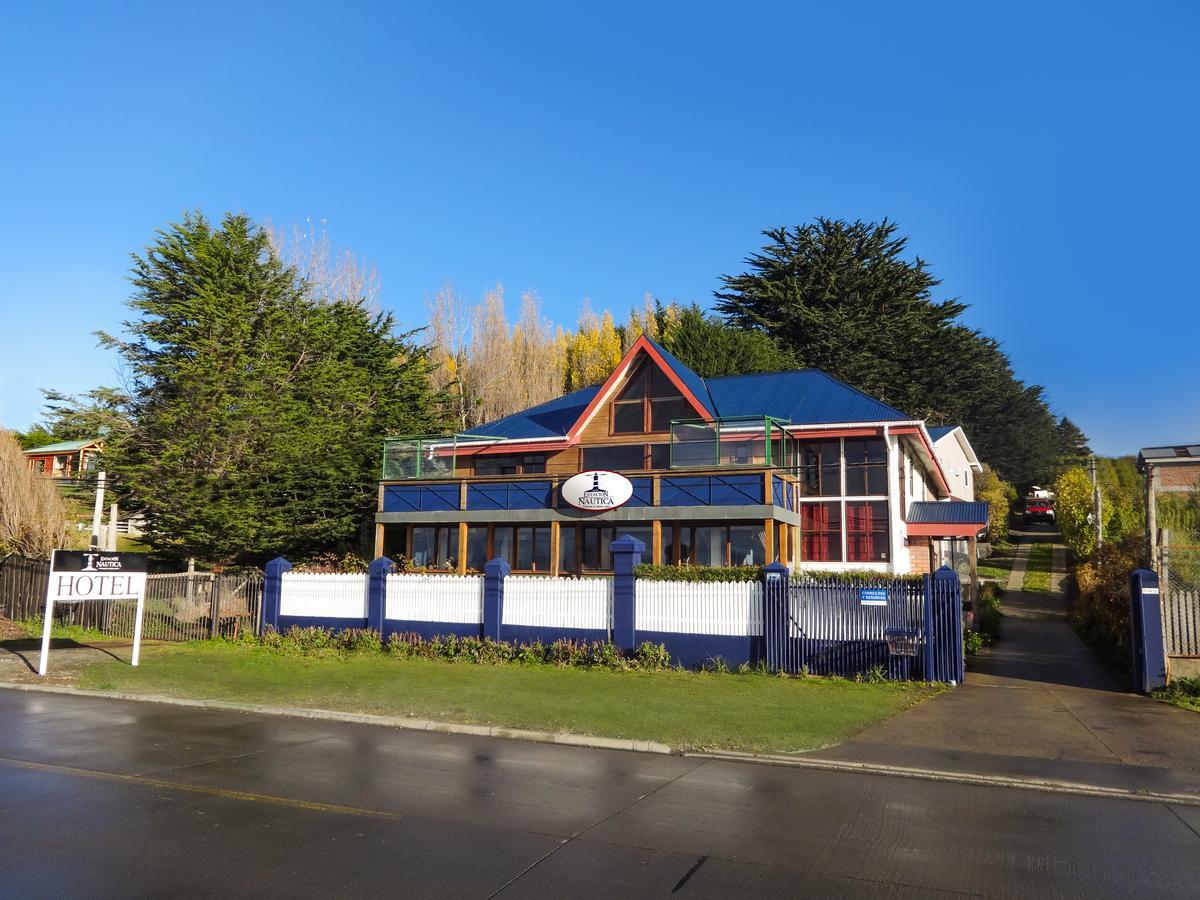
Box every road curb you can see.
[6,682,1198,806]
[0,682,674,756]
[686,749,1200,807]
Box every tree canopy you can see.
[653,302,795,378]
[715,218,1069,486]
[100,212,447,564]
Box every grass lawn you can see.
[1154,678,1200,714]
[1022,543,1053,593]
[74,642,943,754]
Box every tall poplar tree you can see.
[101,212,446,564]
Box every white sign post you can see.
[38,550,149,676]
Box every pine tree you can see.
[715,219,1065,486]
[655,302,795,377]
[100,212,446,564]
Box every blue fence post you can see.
[368,556,394,635]
[763,562,790,672]
[921,572,935,682]
[611,534,644,652]
[483,558,510,641]
[1130,568,1167,694]
[262,557,292,633]
[929,566,964,685]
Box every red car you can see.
[1024,498,1056,524]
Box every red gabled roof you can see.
[565,335,714,441]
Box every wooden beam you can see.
[651,520,662,566]
[968,534,979,629]
[457,522,468,575]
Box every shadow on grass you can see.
[0,637,128,673]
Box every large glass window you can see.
[581,525,616,572]
[612,356,693,434]
[559,525,577,574]
[797,441,841,497]
[844,439,887,496]
[465,526,488,571]
[411,526,453,568]
[515,526,551,571]
[800,502,843,562]
[474,453,546,476]
[665,522,767,566]
[730,526,765,565]
[846,501,889,563]
[583,445,645,471]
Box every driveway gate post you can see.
[483,558,510,642]
[262,557,291,632]
[611,534,644,652]
[368,556,394,636]
[1130,568,1167,693]
[763,563,790,672]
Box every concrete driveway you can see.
[812,526,1200,796]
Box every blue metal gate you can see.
[763,563,964,684]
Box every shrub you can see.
[634,641,672,671]
[292,552,371,574]
[797,570,925,585]
[975,582,1003,641]
[1068,534,1145,671]
[635,563,762,582]
[976,464,1015,543]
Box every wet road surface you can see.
[2,689,1199,897]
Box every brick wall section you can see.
[1158,463,1200,489]
[908,537,933,575]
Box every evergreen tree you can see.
[715,219,1065,486]
[655,302,795,378]
[100,212,446,564]
[1056,416,1091,459]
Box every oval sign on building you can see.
[561,470,634,511]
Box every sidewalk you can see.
[809,526,1200,797]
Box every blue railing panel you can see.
[467,481,553,510]
[383,484,460,513]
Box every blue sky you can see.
[1,1,1196,455]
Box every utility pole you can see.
[1089,456,1103,550]
[90,471,107,549]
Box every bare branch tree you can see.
[267,218,381,309]
[0,430,68,558]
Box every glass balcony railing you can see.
[669,416,792,470]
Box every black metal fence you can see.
[0,554,263,642]
[0,554,51,620]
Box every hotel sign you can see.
[561,470,634,511]
[38,550,149,675]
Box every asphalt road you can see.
[2,690,1199,897]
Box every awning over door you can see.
[906,501,989,537]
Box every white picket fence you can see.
[635,579,763,636]
[387,573,484,624]
[279,572,368,619]
[503,575,612,630]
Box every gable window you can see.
[611,357,693,434]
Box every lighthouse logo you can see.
[577,473,613,509]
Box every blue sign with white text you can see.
[859,587,889,606]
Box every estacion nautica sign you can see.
[560,470,634,511]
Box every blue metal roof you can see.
[927,425,958,442]
[907,501,989,526]
[469,353,913,440]
[468,385,601,440]
[705,370,911,424]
